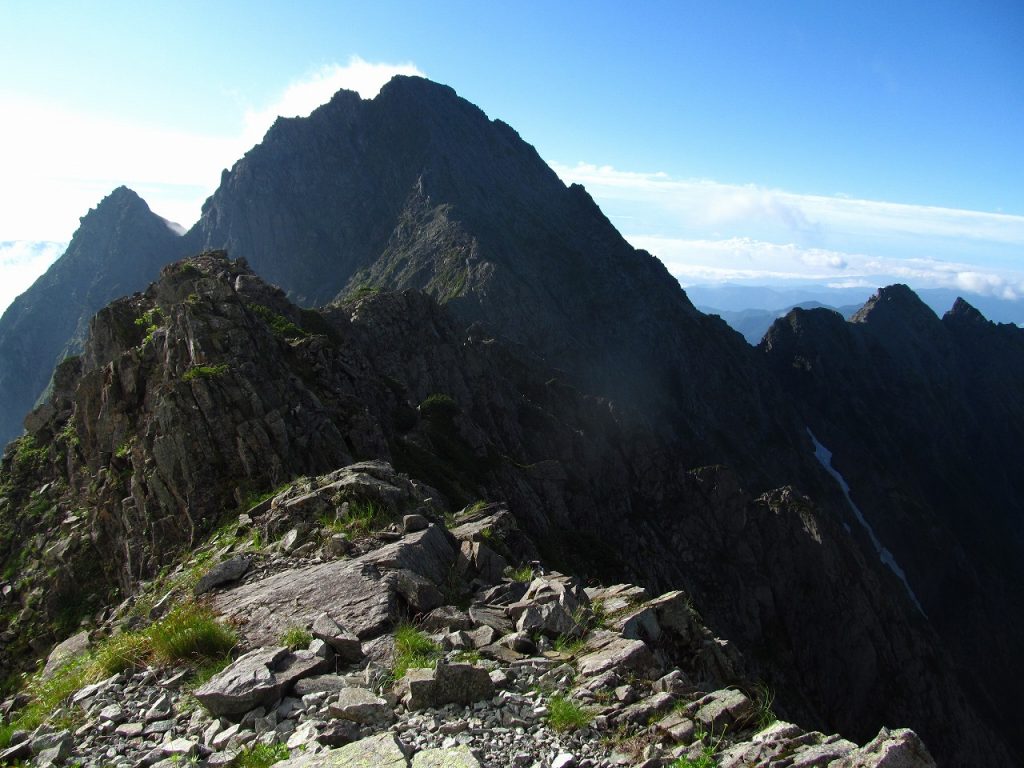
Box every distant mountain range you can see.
[688,283,1024,344]
[1,77,1021,765]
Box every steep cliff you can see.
[761,287,1024,758]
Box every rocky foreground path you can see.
[1,463,935,768]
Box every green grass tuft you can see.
[148,602,237,664]
[393,624,443,680]
[233,742,290,768]
[547,694,593,732]
[506,564,535,583]
[279,626,313,651]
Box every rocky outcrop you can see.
[0,499,938,768]
[0,187,182,446]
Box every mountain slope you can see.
[0,187,182,446]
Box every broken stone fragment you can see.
[577,634,653,677]
[311,612,364,662]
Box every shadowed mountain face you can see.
[0,79,1022,764]
[0,188,182,445]
[761,285,1024,756]
[186,77,805,485]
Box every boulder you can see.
[577,634,653,677]
[402,662,495,710]
[329,687,394,725]
[41,630,90,679]
[193,646,329,717]
[691,688,756,732]
[403,514,429,533]
[213,525,456,646]
[275,732,408,768]
[194,555,252,596]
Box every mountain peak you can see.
[850,283,939,329]
[944,296,987,325]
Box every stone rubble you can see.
[0,467,937,768]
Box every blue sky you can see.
[1,0,1022,312]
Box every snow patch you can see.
[807,428,926,617]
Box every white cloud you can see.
[0,241,67,314]
[627,233,1024,300]
[241,56,424,148]
[553,161,1024,300]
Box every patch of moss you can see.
[182,363,229,382]
[247,303,307,339]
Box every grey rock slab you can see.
[275,649,333,689]
[411,746,483,767]
[420,606,473,633]
[0,741,31,763]
[114,721,145,737]
[577,636,653,677]
[832,728,937,768]
[692,688,755,731]
[328,687,394,724]
[211,560,399,646]
[467,605,513,635]
[362,525,456,586]
[275,732,409,767]
[403,514,429,533]
[789,738,858,768]
[194,555,253,596]
[615,691,675,726]
[294,675,349,696]
[515,602,576,638]
[212,526,456,647]
[654,711,695,744]
[402,663,495,710]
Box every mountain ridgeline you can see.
[0,77,1022,765]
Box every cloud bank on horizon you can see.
[553,163,1024,301]
[1,58,1022,317]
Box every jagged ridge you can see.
[0,254,1013,765]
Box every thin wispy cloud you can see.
[553,162,1024,299]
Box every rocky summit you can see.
[1,77,1023,767]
